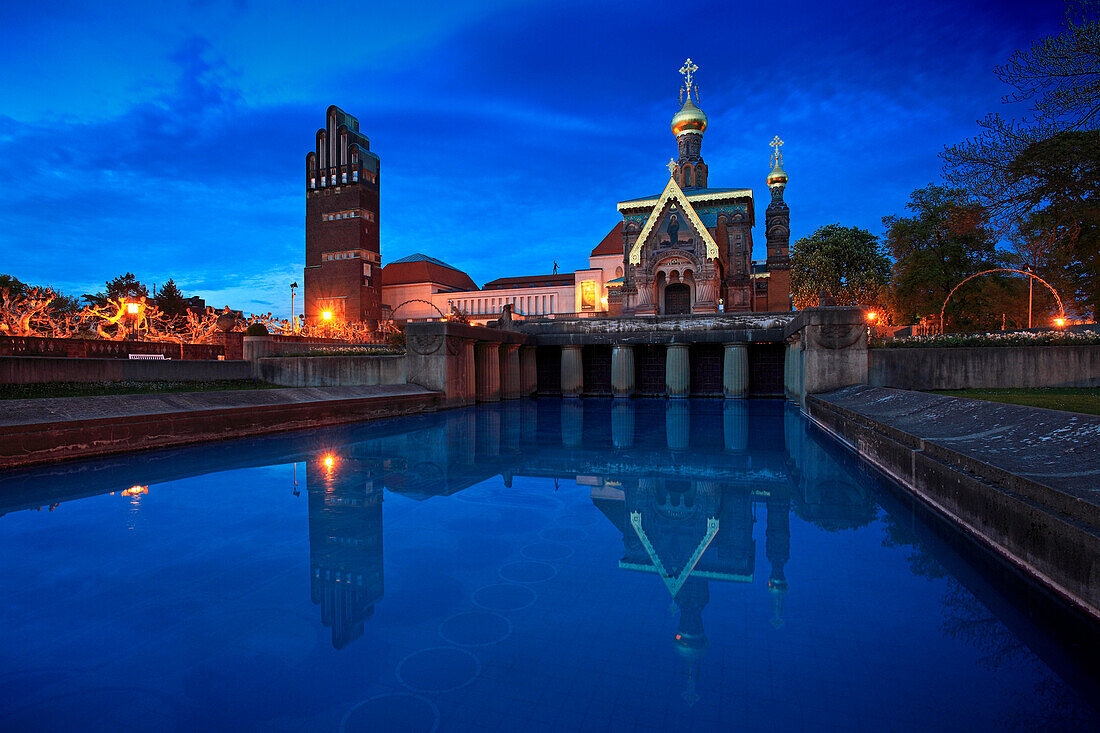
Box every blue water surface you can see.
[0,398,1097,732]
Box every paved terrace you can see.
[808,385,1100,618]
[0,385,440,469]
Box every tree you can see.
[0,274,27,298]
[789,224,891,310]
[155,279,189,318]
[884,186,1001,329]
[943,1,1100,318]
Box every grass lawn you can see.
[930,388,1100,416]
[0,379,282,400]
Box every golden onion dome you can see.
[671,97,708,136]
[767,163,788,187]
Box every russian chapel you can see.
[617,60,791,315]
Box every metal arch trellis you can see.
[939,268,1065,333]
[390,299,444,319]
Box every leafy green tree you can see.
[155,279,189,318]
[789,224,891,311]
[884,186,1001,329]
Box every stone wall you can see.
[0,356,250,384]
[0,335,224,360]
[254,355,405,387]
[870,345,1100,390]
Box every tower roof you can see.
[671,58,708,136]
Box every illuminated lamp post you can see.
[290,282,299,330]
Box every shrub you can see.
[245,322,269,336]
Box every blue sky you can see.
[0,0,1066,317]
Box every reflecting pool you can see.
[0,399,1097,731]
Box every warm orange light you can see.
[322,310,333,321]
[866,311,878,322]
[322,454,335,470]
[127,302,140,315]
[121,485,148,497]
[1054,317,1067,328]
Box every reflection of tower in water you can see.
[306,455,384,649]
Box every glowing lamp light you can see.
[866,311,878,322]
[322,453,336,471]
[121,485,148,497]
[126,302,140,315]
[1054,317,1067,328]
[322,310,333,321]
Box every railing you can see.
[0,335,224,360]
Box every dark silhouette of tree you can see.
[943,2,1099,318]
[155,279,189,318]
[84,272,148,307]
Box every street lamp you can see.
[290,282,298,329]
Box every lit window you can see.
[342,173,347,183]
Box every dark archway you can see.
[665,284,691,315]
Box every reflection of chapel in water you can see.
[591,469,791,704]
[298,397,872,671]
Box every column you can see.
[500,344,522,400]
[722,343,748,399]
[611,344,635,398]
[665,343,690,398]
[475,342,500,402]
[463,339,476,405]
[520,346,538,397]
[561,345,583,397]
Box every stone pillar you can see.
[611,345,635,398]
[520,346,537,397]
[786,307,868,397]
[783,340,796,402]
[665,343,690,398]
[722,343,748,398]
[463,339,476,405]
[561,345,583,397]
[500,344,522,400]
[475,342,501,402]
[611,400,635,448]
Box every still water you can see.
[0,399,1096,732]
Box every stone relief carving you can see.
[408,333,444,355]
[809,324,865,350]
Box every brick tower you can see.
[764,136,791,312]
[304,106,383,327]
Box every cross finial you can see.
[770,135,784,168]
[667,158,677,177]
[679,58,698,102]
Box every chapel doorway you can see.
[665,284,691,315]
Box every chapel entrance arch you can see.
[665,284,691,315]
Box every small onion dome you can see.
[767,163,788,187]
[671,97,708,136]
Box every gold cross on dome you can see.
[679,58,698,91]
[770,135,785,167]
[667,158,677,176]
